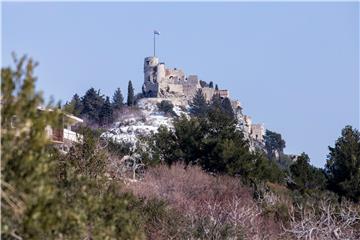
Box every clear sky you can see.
[2,2,359,167]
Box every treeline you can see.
[144,88,360,203]
[144,90,283,184]
[63,80,136,126]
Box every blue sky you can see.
[2,2,359,167]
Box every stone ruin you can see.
[142,56,230,103]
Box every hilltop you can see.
[99,56,269,154]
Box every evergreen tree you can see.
[64,94,83,116]
[199,80,208,88]
[210,93,222,108]
[157,100,176,116]
[99,96,113,126]
[208,95,235,120]
[81,87,104,123]
[1,55,64,238]
[189,89,208,117]
[325,126,360,202]
[127,80,135,106]
[221,97,235,119]
[215,84,219,91]
[209,81,214,88]
[148,110,284,183]
[72,94,83,114]
[112,87,124,110]
[264,130,286,159]
[290,153,326,191]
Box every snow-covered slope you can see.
[102,98,188,147]
[102,97,263,152]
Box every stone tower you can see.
[142,56,165,97]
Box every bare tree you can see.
[283,199,360,240]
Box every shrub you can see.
[157,100,176,116]
[128,164,283,239]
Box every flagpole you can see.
[153,32,156,57]
[153,30,160,57]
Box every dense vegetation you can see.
[63,80,136,126]
[2,56,359,239]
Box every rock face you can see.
[103,56,265,151]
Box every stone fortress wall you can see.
[143,56,220,101]
[142,56,266,144]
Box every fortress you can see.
[142,56,230,103]
[141,56,265,143]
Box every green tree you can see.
[81,87,104,123]
[112,87,124,110]
[157,100,176,116]
[209,81,214,88]
[199,80,208,88]
[63,94,82,116]
[99,96,113,126]
[1,55,64,239]
[221,97,235,119]
[148,109,285,184]
[200,105,250,176]
[325,126,360,202]
[215,84,219,91]
[148,125,177,165]
[264,130,286,159]
[189,89,208,117]
[290,153,326,192]
[127,80,135,106]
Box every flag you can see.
[154,30,160,35]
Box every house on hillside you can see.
[44,111,84,152]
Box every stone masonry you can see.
[142,56,226,102]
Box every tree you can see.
[199,80,208,88]
[189,89,208,117]
[264,130,286,159]
[72,94,83,114]
[209,81,214,88]
[63,94,82,116]
[99,96,113,126]
[148,108,285,184]
[1,55,63,239]
[81,87,104,123]
[127,80,135,106]
[325,126,360,202]
[157,100,176,116]
[215,84,219,91]
[112,87,124,110]
[290,153,326,191]
[147,125,178,165]
[221,97,235,119]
